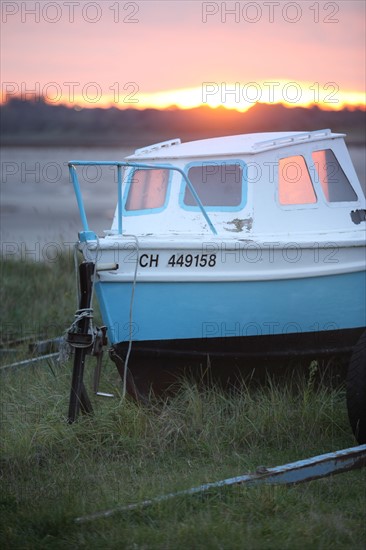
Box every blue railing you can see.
[68,161,217,236]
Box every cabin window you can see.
[125,168,169,211]
[183,162,243,208]
[312,149,358,202]
[278,155,317,205]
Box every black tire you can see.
[346,330,366,444]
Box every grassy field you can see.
[0,257,365,549]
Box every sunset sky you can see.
[1,0,365,111]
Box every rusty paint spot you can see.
[225,218,253,232]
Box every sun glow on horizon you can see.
[131,82,365,112]
[1,81,365,112]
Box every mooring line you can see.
[0,352,60,371]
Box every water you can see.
[1,146,133,259]
[1,145,365,259]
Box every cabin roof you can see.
[126,129,345,160]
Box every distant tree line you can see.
[1,97,365,146]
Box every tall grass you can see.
[0,257,365,549]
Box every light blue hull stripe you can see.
[95,272,366,344]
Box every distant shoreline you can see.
[2,139,365,148]
[2,99,365,148]
[1,132,365,148]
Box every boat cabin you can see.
[107,129,365,241]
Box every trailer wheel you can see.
[346,330,366,444]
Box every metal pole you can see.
[67,262,94,423]
[75,444,366,523]
[117,165,123,235]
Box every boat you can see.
[67,129,366,439]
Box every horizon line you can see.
[1,95,365,114]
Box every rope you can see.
[89,234,100,312]
[66,308,94,349]
[121,234,140,400]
